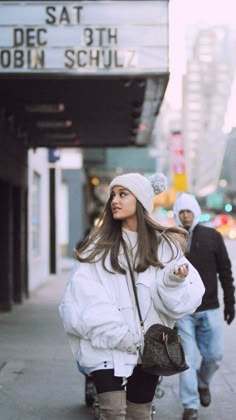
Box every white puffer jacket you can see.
[59,237,205,378]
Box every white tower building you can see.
[182,26,236,196]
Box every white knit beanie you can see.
[109,172,167,214]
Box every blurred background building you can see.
[182,25,236,197]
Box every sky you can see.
[165,0,236,128]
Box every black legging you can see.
[91,365,159,403]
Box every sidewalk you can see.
[0,262,94,420]
[0,259,236,420]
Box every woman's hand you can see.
[171,263,189,279]
[116,331,139,354]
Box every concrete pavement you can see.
[0,258,236,420]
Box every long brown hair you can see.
[75,198,188,274]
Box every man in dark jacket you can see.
[173,193,235,420]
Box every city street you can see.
[1,240,236,420]
[1,2,236,419]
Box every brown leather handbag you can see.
[141,323,189,376]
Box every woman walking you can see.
[59,172,205,419]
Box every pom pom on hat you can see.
[150,173,168,195]
[109,172,167,214]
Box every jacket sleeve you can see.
[59,262,129,350]
[215,230,235,306]
[151,244,205,320]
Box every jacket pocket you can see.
[79,339,113,366]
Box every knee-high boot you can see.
[97,390,126,420]
[126,400,153,420]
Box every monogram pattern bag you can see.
[141,323,189,376]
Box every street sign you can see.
[0,1,169,75]
[170,132,188,192]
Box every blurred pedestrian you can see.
[173,193,235,420]
[59,173,204,420]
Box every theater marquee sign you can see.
[0,1,168,75]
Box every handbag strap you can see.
[123,241,187,370]
[122,241,145,334]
